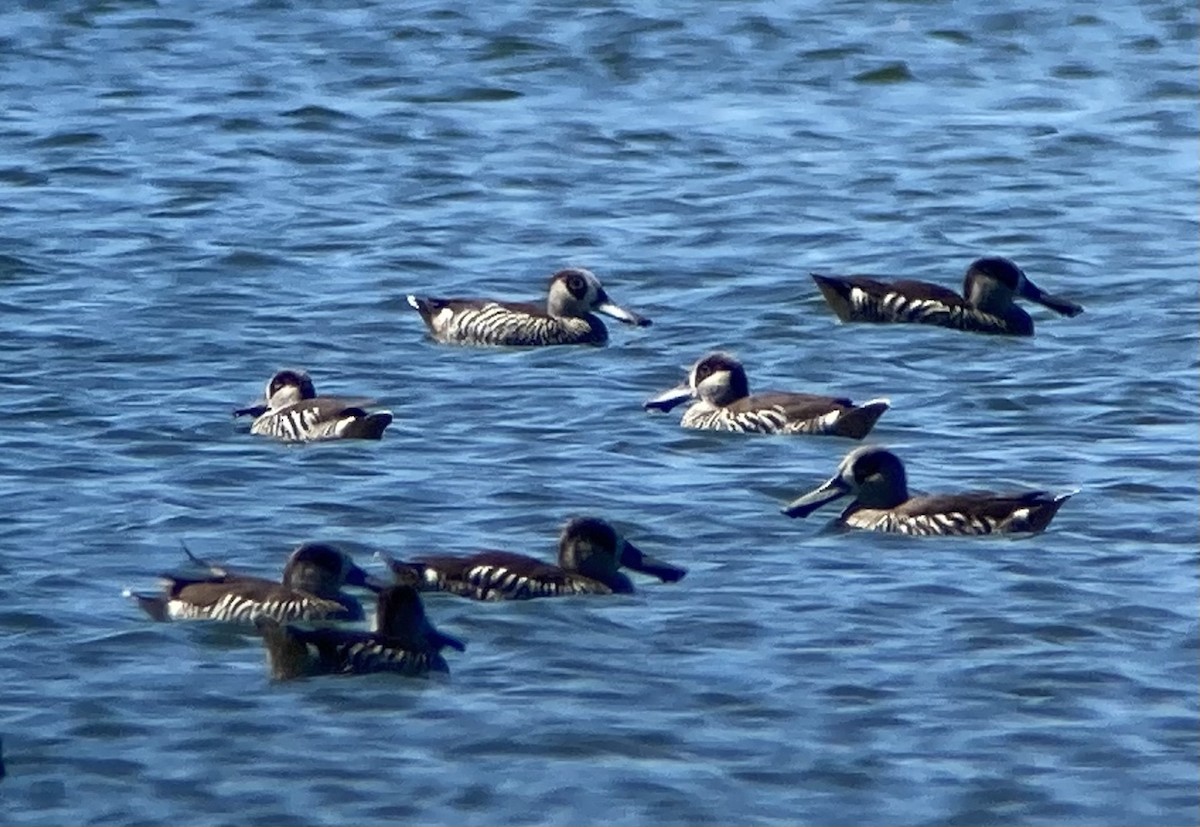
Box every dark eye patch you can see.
[270,370,303,396]
[269,370,314,399]
[566,273,586,296]
[577,522,617,550]
[969,257,1021,290]
[854,454,883,483]
[292,542,343,572]
[568,517,618,551]
[695,354,736,384]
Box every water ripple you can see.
[0,0,1195,824]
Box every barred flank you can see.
[429,564,606,600]
[253,408,344,441]
[848,511,999,536]
[849,287,1014,334]
[683,406,846,435]
[443,305,601,346]
[682,407,788,433]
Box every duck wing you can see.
[897,490,1070,534]
[406,550,611,599]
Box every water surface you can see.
[0,1,1197,824]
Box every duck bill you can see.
[595,299,652,328]
[619,541,687,582]
[233,403,269,418]
[1019,276,1084,317]
[644,383,694,412]
[781,476,852,518]
[345,564,388,593]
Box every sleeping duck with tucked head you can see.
[782,446,1075,536]
[378,516,686,600]
[645,351,890,439]
[406,267,651,347]
[811,256,1083,336]
[233,369,393,442]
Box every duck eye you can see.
[567,274,585,295]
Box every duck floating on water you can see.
[124,542,383,624]
[782,445,1074,535]
[406,267,651,346]
[645,351,890,439]
[255,584,465,680]
[811,256,1083,336]
[233,369,393,442]
[378,516,686,600]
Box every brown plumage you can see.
[233,369,392,441]
[380,516,686,601]
[255,585,465,680]
[811,256,1083,336]
[406,268,650,346]
[645,352,889,438]
[782,446,1075,536]
[124,542,381,624]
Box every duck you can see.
[645,351,890,439]
[255,584,465,680]
[406,267,651,346]
[124,542,383,624]
[378,516,686,600]
[810,256,1083,336]
[781,445,1074,535]
[233,369,393,441]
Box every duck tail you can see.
[811,273,857,321]
[340,410,394,440]
[833,397,891,440]
[406,294,439,326]
[123,588,170,622]
[1006,489,1077,534]
[374,550,424,587]
[1026,489,1077,533]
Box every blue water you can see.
[0,1,1197,824]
